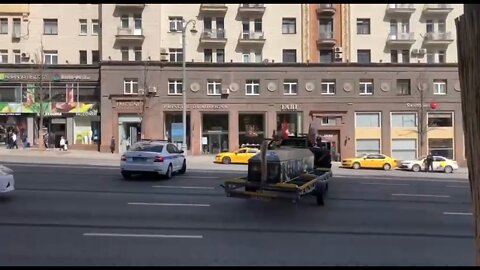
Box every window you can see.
[356,139,380,156]
[359,79,374,95]
[79,19,87,35]
[13,50,21,64]
[391,113,416,128]
[0,18,7,34]
[254,51,262,63]
[390,19,398,35]
[356,18,370,34]
[169,48,183,62]
[390,50,398,63]
[427,50,435,63]
[245,80,260,95]
[134,47,142,61]
[0,83,22,102]
[357,50,371,63]
[355,113,380,127]
[282,49,297,63]
[319,50,333,63]
[134,14,142,32]
[13,19,20,37]
[319,18,333,38]
[254,18,262,32]
[121,46,129,61]
[0,50,7,63]
[43,19,58,35]
[401,50,410,63]
[203,17,212,30]
[282,18,296,34]
[169,16,183,32]
[207,79,222,95]
[92,19,99,35]
[392,139,417,161]
[433,79,447,95]
[92,50,99,64]
[428,112,453,127]
[426,20,434,33]
[321,116,338,126]
[321,80,336,95]
[79,50,87,64]
[438,19,446,33]
[397,79,411,95]
[123,78,139,94]
[438,50,446,63]
[121,15,129,28]
[428,138,453,159]
[242,52,250,63]
[44,50,58,64]
[283,80,298,95]
[217,49,225,63]
[204,49,213,63]
[168,79,183,95]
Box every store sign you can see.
[163,104,228,110]
[406,103,429,108]
[281,104,298,111]
[116,101,143,108]
[52,74,91,81]
[0,73,48,81]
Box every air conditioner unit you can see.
[21,52,30,58]
[221,88,230,95]
[334,53,342,59]
[334,47,342,53]
[148,86,157,93]
[419,48,427,54]
[160,55,168,61]
[412,49,419,54]
[138,88,145,94]
[160,48,168,55]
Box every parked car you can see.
[0,164,15,194]
[214,147,260,164]
[399,156,459,173]
[341,154,398,170]
[120,140,186,180]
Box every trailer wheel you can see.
[325,183,329,192]
[315,184,325,206]
[245,186,258,192]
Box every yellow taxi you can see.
[341,153,398,170]
[214,147,260,164]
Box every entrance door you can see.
[129,125,138,147]
[118,114,142,154]
[317,130,341,161]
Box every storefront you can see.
[238,113,265,147]
[203,113,229,154]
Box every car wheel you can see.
[383,163,391,171]
[121,171,132,180]
[165,164,173,179]
[178,160,186,174]
[444,165,453,174]
[412,164,421,172]
[352,162,361,170]
[222,157,231,164]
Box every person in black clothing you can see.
[310,136,332,169]
[425,152,434,172]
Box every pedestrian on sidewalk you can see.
[59,136,67,151]
[425,152,434,172]
[110,136,116,154]
[6,131,11,149]
[11,132,18,149]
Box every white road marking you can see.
[443,212,473,216]
[180,176,220,179]
[83,233,203,239]
[7,163,118,170]
[446,185,469,189]
[360,182,409,186]
[392,193,451,198]
[152,185,215,190]
[335,175,468,183]
[128,202,210,207]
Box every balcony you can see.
[199,4,228,14]
[199,29,227,45]
[238,4,265,15]
[423,4,454,14]
[424,32,453,45]
[115,4,145,9]
[115,27,145,42]
[238,31,265,45]
[316,31,336,46]
[386,32,416,45]
[386,4,416,14]
[316,4,336,16]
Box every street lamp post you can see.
[181,19,197,156]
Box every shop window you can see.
[356,139,380,156]
[428,112,452,127]
[355,112,380,127]
[202,113,229,154]
[391,113,416,128]
[164,113,190,150]
[392,139,417,161]
[276,112,303,137]
[428,138,453,159]
[0,83,22,102]
[78,84,99,102]
[239,114,265,146]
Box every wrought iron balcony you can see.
[200,29,227,44]
[238,31,265,44]
[424,32,453,44]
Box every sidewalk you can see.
[0,148,469,179]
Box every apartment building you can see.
[100,4,303,63]
[348,4,463,63]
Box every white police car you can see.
[0,164,15,194]
[120,140,186,180]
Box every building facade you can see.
[100,62,465,165]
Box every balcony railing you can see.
[386,4,416,14]
[238,31,265,44]
[423,4,453,14]
[238,4,266,14]
[317,31,336,46]
[200,4,228,13]
[116,27,145,41]
[317,4,336,15]
[424,32,453,44]
[387,32,415,44]
[200,29,227,44]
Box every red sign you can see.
[431,101,438,110]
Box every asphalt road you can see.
[0,163,474,266]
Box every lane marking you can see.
[360,182,409,186]
[446,185,469,189]
[392,193,451,198]
[128,202,210,207]
[180,176,220,179]
[152,185,215,190]
[335,175,468,183]
[443,212,472,216]
[83,233,203,239]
